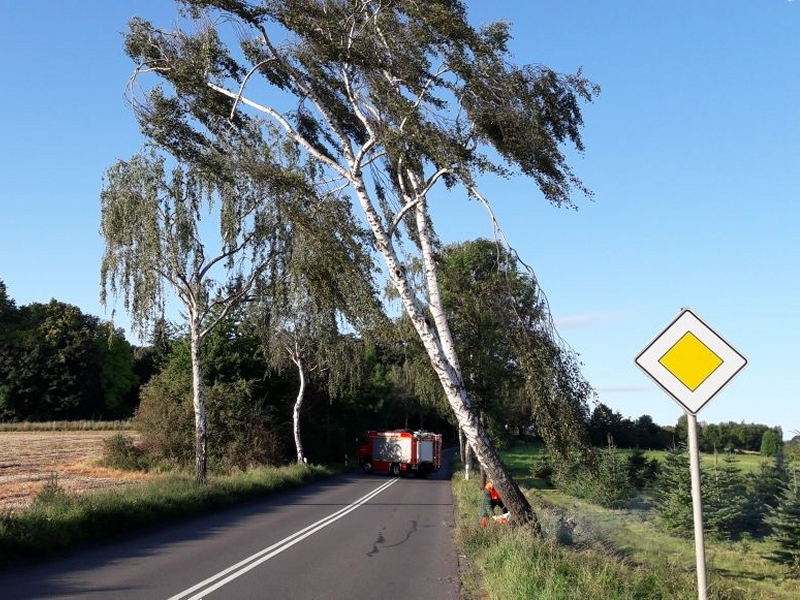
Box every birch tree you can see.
[124,0,597,527]
[258,184,383,465]
[100,146,290,483]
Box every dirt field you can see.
[0,431,151,513]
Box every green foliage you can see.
[761,429,782,457]
[552,442,634,508]
[626,448,660,489]
[0,292,138,421]
[652,447,694,536]
[438,239,594,462]
[697,420,781,453]
[765,473,800,572]
[32,474,70,509]
[704,453,750,540]
[102,433,148,471]
[134,362,286,473]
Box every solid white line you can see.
[168,478,399,600]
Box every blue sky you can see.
[1,1,798,438]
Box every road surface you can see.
[0,462,460,599]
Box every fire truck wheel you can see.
[390,463,401,477]
[362,461,373,474]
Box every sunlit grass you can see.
[452,441,796,599]
[0,462,339,565]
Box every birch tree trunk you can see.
[349,179,539,531]
[189,311,207,484]
[291,353,307,465]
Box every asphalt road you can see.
[0,461,460,600]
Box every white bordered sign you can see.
[635,308,747,415]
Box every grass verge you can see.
[452,442,796,599]
[0,463,340,567]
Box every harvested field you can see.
[0,431,151,513]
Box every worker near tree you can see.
[478,480,506,526]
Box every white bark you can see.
[291,352,307,465]
[189,309,207,484]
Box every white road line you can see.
[168,478,399,600]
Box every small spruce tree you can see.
[703,452,747,540]
[765,469,800,573]
[653,446,694,536]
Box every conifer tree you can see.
[703,453,747,540]
[765,469,800,571]
[653,446,694,536]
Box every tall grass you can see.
[0,420,134,432]
[0,463,339,566]
[453,475,707,599]
[453,441,796,599]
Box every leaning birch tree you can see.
[124,0,597,527]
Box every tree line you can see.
[2,275,784,465]
[0,281,138,421]
[586,401,785,455]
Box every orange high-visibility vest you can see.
[486,482,501,501]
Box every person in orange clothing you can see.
[478,480,506,526]
[485,481,505,512]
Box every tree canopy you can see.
[121,0,599,527]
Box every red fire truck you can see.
[357,429,442,477]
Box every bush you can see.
[102,432,147,471]
[552,444,633,508]
[32,474,70,508]
[134,373,287,473]
[627,449,660,489]
[530,455,554,484]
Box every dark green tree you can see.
[761,429,782,458]
[653,446,694,536]
[96,323,139,418]
[438,238,593,466]
[0,300,133,420]
[765,471,800,572]
[703,453,748,540]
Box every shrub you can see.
[102,432,147,471]
[530,455,554,483]
[32,474,71,510]
[135,372,287,473]
[552,443,633,508]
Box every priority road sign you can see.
[635,308,747,415]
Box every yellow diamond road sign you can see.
[635,309,747,414]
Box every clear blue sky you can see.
[1,1,798,438]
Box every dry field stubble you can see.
[0,431,152,513]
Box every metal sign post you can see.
[635,308,746,600]
[686,413,707,599]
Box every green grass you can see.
[452,441,797,599]
[0,463,341,566]
[642,449,773,474]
